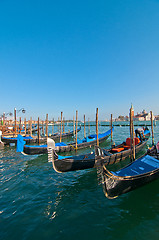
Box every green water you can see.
[1,122,159,240]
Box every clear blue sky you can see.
[0,0,159,120]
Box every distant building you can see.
[125,116,129,121]
[115,115,129,121]
[134,110,154,121]
[155,115,159,120]
[118,115,125,121]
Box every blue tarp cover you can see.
[3,136,33,140]
[77,127,113,144]
[16,135,26,152]
[58,155,72,160]
[24,142,67,148]
[115,155,159,177]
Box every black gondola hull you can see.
[53,154,95,172]
[23,133,110,155]
[2,126,81,145]
[53,138,149,172]
[103,167,159,199]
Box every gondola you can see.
[95,141,159,199]
[47,125,82,140]
[17,127,113,155]
[21,124,42,134]
[94,128,150,166]
[2,126,81,145]
[48,128,150,173]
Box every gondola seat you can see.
[123,145,130,149]
[111,147,125,153]
[126,137,140,146]
[122,137,140,150]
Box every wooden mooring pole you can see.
[130,107,133,161]
[52,118,54,135]
[96,108,99,146]
[3,113,5,134]
[150,111,154,145]
[38,117,40,144]
[42,121,44,136]
[30,117,32,137]
[19,117,21,134]
[2,113,5,135]
[14,108,17,136]
[84,114,86,138]
[73,116,75,137]
[110,114,113,143]
[130,105,135,161]
[45,114,48,137]
[24,118,26,135]
[60,112,63,143]
[76,110,78,150]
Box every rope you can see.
[83,153,92,160]
[69,144,78,150]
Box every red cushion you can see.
[126,137,140,146]
[111,147,125,153]
[123,145,130,149]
